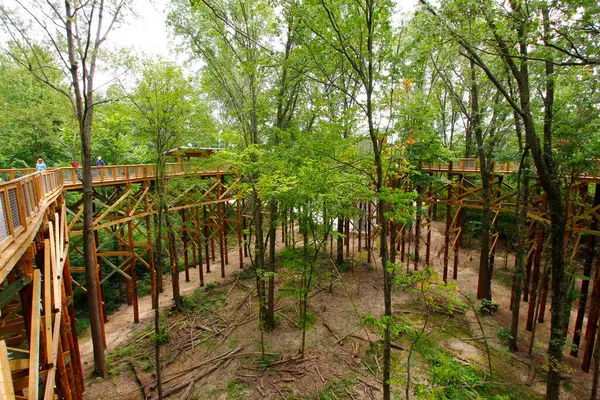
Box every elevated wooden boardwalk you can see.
[1,157,600,399]
[0,162,243,399]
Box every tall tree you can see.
[0,0,129,376]
[128,60,202,397]
[418,0,599,397]
[302,0,406,396]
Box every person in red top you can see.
[71,159,82,181]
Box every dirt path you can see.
[78,236,279,377]
[80,221,593,399]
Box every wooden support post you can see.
[426,180,432,266]
[538,263,551,323]
[582,252,600,372]
[196,208,204,287]
[126,184,139,323]
[242,200,248,257]
[55,341,72,400]
[453,174,463,280]
[522,222,536,302]
[390,220,397,264]
[120,229,132,306]
[0,340,15,399]
[526,220,544,332]
[191,211,197,271]
[442,165,453,283]
[28,269,42,400]
[210,206,216,262]
[415,184,423,271]
[203,205,211,273]
[345,218,350,258]
[488,176,504,277]
[367,202,372,264]
[358,203,362,253]
[62,258,83,395]
[43,240,53,364]
[59,287,76,400]
[93,230,108,325]
[573,183,599,357]
[217,179,226,278]
[401,226,406,263]
[236,200,244,269]
[181,209,190,282]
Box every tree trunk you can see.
[469,60,492,301]
[166,210,182,311]
[414,185,422,270]
[336,216,344,265]
[266,200,277,331]
[509,149,530,351]
[253,194,267,327]
[81,117,107,376]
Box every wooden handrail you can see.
[0,163,229,278]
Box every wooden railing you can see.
[421,158,600,177]
[0,169,63,253]
[421,159,520,173]
[0,168,36,181]
[0,162,223,270]
[61,162,200,188]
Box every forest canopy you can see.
[0,0,599,399]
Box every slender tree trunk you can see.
[253,194,267,328]
[300,229,309,357]
[81,118,107,376]
[336,217,344,265]
[64,0,106,376]
[414,185,422,270]
[469,60,492,301]
[166,210,182,311]
[153,163,165,399]
[509,148,530,351]
[266,200,277,331]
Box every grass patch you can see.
[75,317,90,337]
[227,379,252,399]
[181,286,227,316]
[316,374,358,399]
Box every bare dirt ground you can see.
[80,222,595,400]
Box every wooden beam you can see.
[43,239,53,364]
[93,188,132,225]
[0,340,15,399]
[28,269,42,400]
[43,311,62,399]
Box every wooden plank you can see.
[96,251,131,257]
[93,189,132,225]
[43,311,62,399]
[0,340,15,399]
[44,239,53,363]
[129,187,149,217]
[28,269,42,400]
[8,359,29,371]
[53,213,61,306]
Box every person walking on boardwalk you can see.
[35,158,47,172]
[95,156,105,177]
[72,159,82,181]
